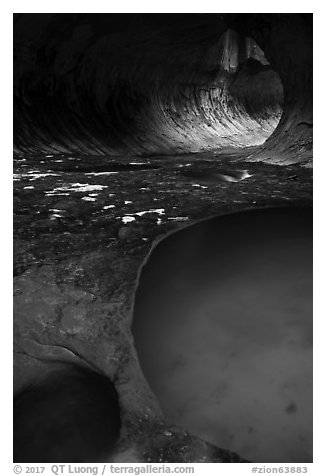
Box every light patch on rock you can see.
[192,184,208,189]
[85,172,119,176]
[81,196,97,201]
[168,216,189,221]
[121,216,136,224]
[49,183,108,194]
[219,170,254,182]
[240,170,254,180]
[32,172,61,180]
[118,208,166,220]
[103,205,115,209]
[14,172,60,180]
[132,208,165,217]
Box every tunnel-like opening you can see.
[13,15,292,159]
[132,207,312,463]
[182,28,284,148]
[13,364,121,463]
[13,14,312,164]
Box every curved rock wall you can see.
[14,14,288,158]
[228,14,312,165]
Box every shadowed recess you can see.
[132,207,312,463]
[13,14,314,165]
[13,364,121,463]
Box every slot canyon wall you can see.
[13,13,313,463]
[14,13,312,162]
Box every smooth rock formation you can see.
[14,14,310,161]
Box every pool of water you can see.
[132,207,313,463]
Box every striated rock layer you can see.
[13,14,313,164]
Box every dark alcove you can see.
[13,364,121,463]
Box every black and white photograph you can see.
[10,4,317,470]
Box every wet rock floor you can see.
[13,147,312,463]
